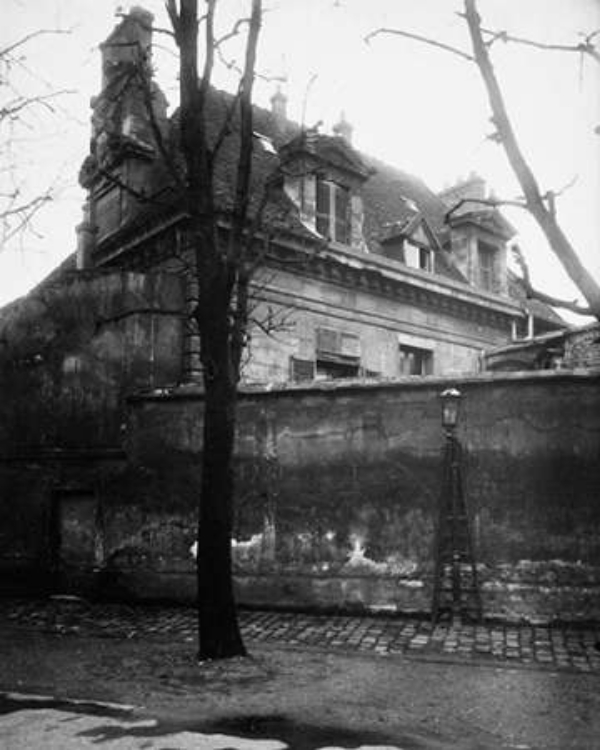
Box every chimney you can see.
[100,6,154,90]
[270,87,287,121]
[93,7,166,151]
[439,172,486,209]
[333,111,353,144]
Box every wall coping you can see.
[128,367,600,403]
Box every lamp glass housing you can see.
[440,388,462,429]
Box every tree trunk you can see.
[196,320,246,660]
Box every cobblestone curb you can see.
[1,598,599,673]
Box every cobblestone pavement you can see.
[1,597,599,674]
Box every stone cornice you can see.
[93,212,524,328]
[268,240,523,328]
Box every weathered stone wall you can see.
[0,270,184,589]
[243,263,515,384]
[118,371,600,622]
[564,324,600,369]
[1,277,597,622]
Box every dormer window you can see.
[477,239,497,291]
[316,178,350,244]
[404,240,433,272]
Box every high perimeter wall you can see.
[120,371,600,622]
[0,271,597,621]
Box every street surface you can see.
[0,597,598,749]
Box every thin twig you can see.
[365,27,474,61]
[0,29,71,59]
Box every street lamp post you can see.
[431,387,482,625]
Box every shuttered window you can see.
[478,240,496,291]
[334,184,350,244]
[316,178,331,237]
[316,178,351,244]
[290,357,316,382]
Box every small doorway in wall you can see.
[50,488,102,594]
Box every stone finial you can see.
[333,111,353,144]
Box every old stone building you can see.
[75,7,563,388]
[4,8,597,623]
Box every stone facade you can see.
[1,325,598,621]
[0,266,595,621]
[74,9,563,388]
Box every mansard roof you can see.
[87,82,561,327]
[167,87,465,281]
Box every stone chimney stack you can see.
[79,7,168,254]
[100,6,154,90]
[91,6,167,155]
[270,87,287,121]
[333,111,353,144]
[438,171,486,210]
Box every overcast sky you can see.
[2,0,599,320]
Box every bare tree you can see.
[91,1,326,660]
[366,0,600,320]
[165,0,264,661]
[0,29,71,252]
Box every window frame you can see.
[477,239,496,291]
[398,344,433,376]
[316,178,351,244]
[403,239,433,273]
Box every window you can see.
[316,326,360,380]
[399,345,433,376]
[316,178,351,244]
[316,359,359,379]
[478,240,496,291]
[290,328,361,382]
[404,240,433,272]
[290,357,315,382]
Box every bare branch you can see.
[130,53,186,193]
[476,24,600,64]
[209,85,242,166]
[0,190,53,250]
[96,167,172,207]
[0,90,74,122]
[0,192,52,221]
[214,17,250,49]
[165,0,181,45]
[445,196,527,224]
[228,0,262,264]
[0,29,71,59]
[511,244,592,315]
[365,27,474,62]
[464,0,600,319]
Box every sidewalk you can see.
[1,596,599,673]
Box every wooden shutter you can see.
[316,327,339,354]
[334,185,350,244]
[316,178,331,237]
[290,357,316,382]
